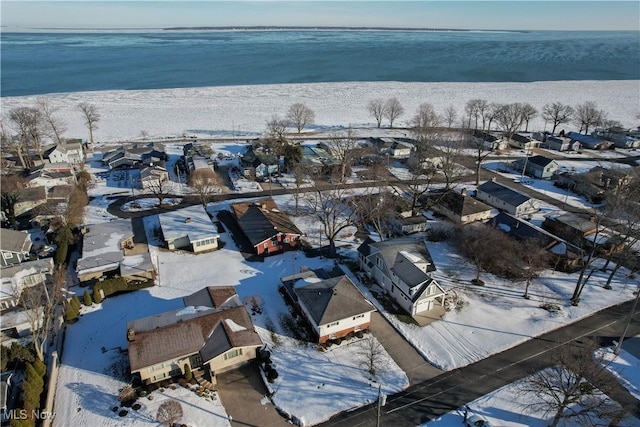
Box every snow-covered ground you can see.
[2,80,638,143]
[424,340,640,427]
[45,79,640,426]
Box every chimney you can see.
[185,217,192,223]
[491,177,496,182]
[127,329,135,342]
[262,204,267,210]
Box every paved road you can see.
[321,299,640,426]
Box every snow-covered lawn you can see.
[343,239,638,371]
[53,292,231,427]
[423,366,640,427]
[258,334,407,426]
[600,340,640,400]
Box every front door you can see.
[189,353,203,369]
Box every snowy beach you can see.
[2,80,638,143]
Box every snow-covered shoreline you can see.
[2,80,638,143]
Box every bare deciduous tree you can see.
[518,239,551,299]
[77,102,100,146]
[145,178,175,207]
[187,168,222,208]
[454,224,514,285]
[8,107,38,168]
[443,105,457,128]
[265,114,289,145]
[436,137,466,191]
[404,155,437,216]
[495,103,526,143]
[324,128,359,183]
[574,101,605,135]
[37,97,66,145]
[156,400,184,427]
[465,99,489,130]
[518,340,626,427]
[353,190,398,241]
[286,103,315,133]
[15,265,66,362]
[520,103,537,132]
[303,176,356,256]
[357,335,385,376]
[411,103,440,142]
[367,98,386,128]
[384,97,404,128]
[542,102,574,135]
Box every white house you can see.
[357,237,447,317]
[46,141,85,165]
[158,205,220,253]
[280,270,376,344]
[476,180,540,218]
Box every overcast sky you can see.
[2,1,639,31]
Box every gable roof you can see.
[477,181,531,207]
[437,190,493,217]
[359,237,436,274]
[183,286,241,309]
[526,155,556,168]
[231,198,302,246]
[0,229,32,254]
[293,275,375,326]
[18,186,47,203]
[392,252,432,289]
[127,302,261,372]
[158,205,219,243]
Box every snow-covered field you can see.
[2,80,638,143]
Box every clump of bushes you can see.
[64,296,82,322]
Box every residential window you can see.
[152,372,167,381]
[151,363,165,372]
[354,325,361,332]
[353,314,364,320]
[4,252,13,259]
[224,348,243,360]
[327,321,340,327]
[264,243,268,249]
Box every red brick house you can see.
[231,198,302,256]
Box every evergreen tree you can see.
[93,284,103,303]
[83,290,92,306]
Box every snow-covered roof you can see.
[158,205,219,243]
[76,220,132,274]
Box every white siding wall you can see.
[318,312,372,338]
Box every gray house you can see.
[476,180,540,218]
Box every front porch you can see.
[412,305,446,327]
